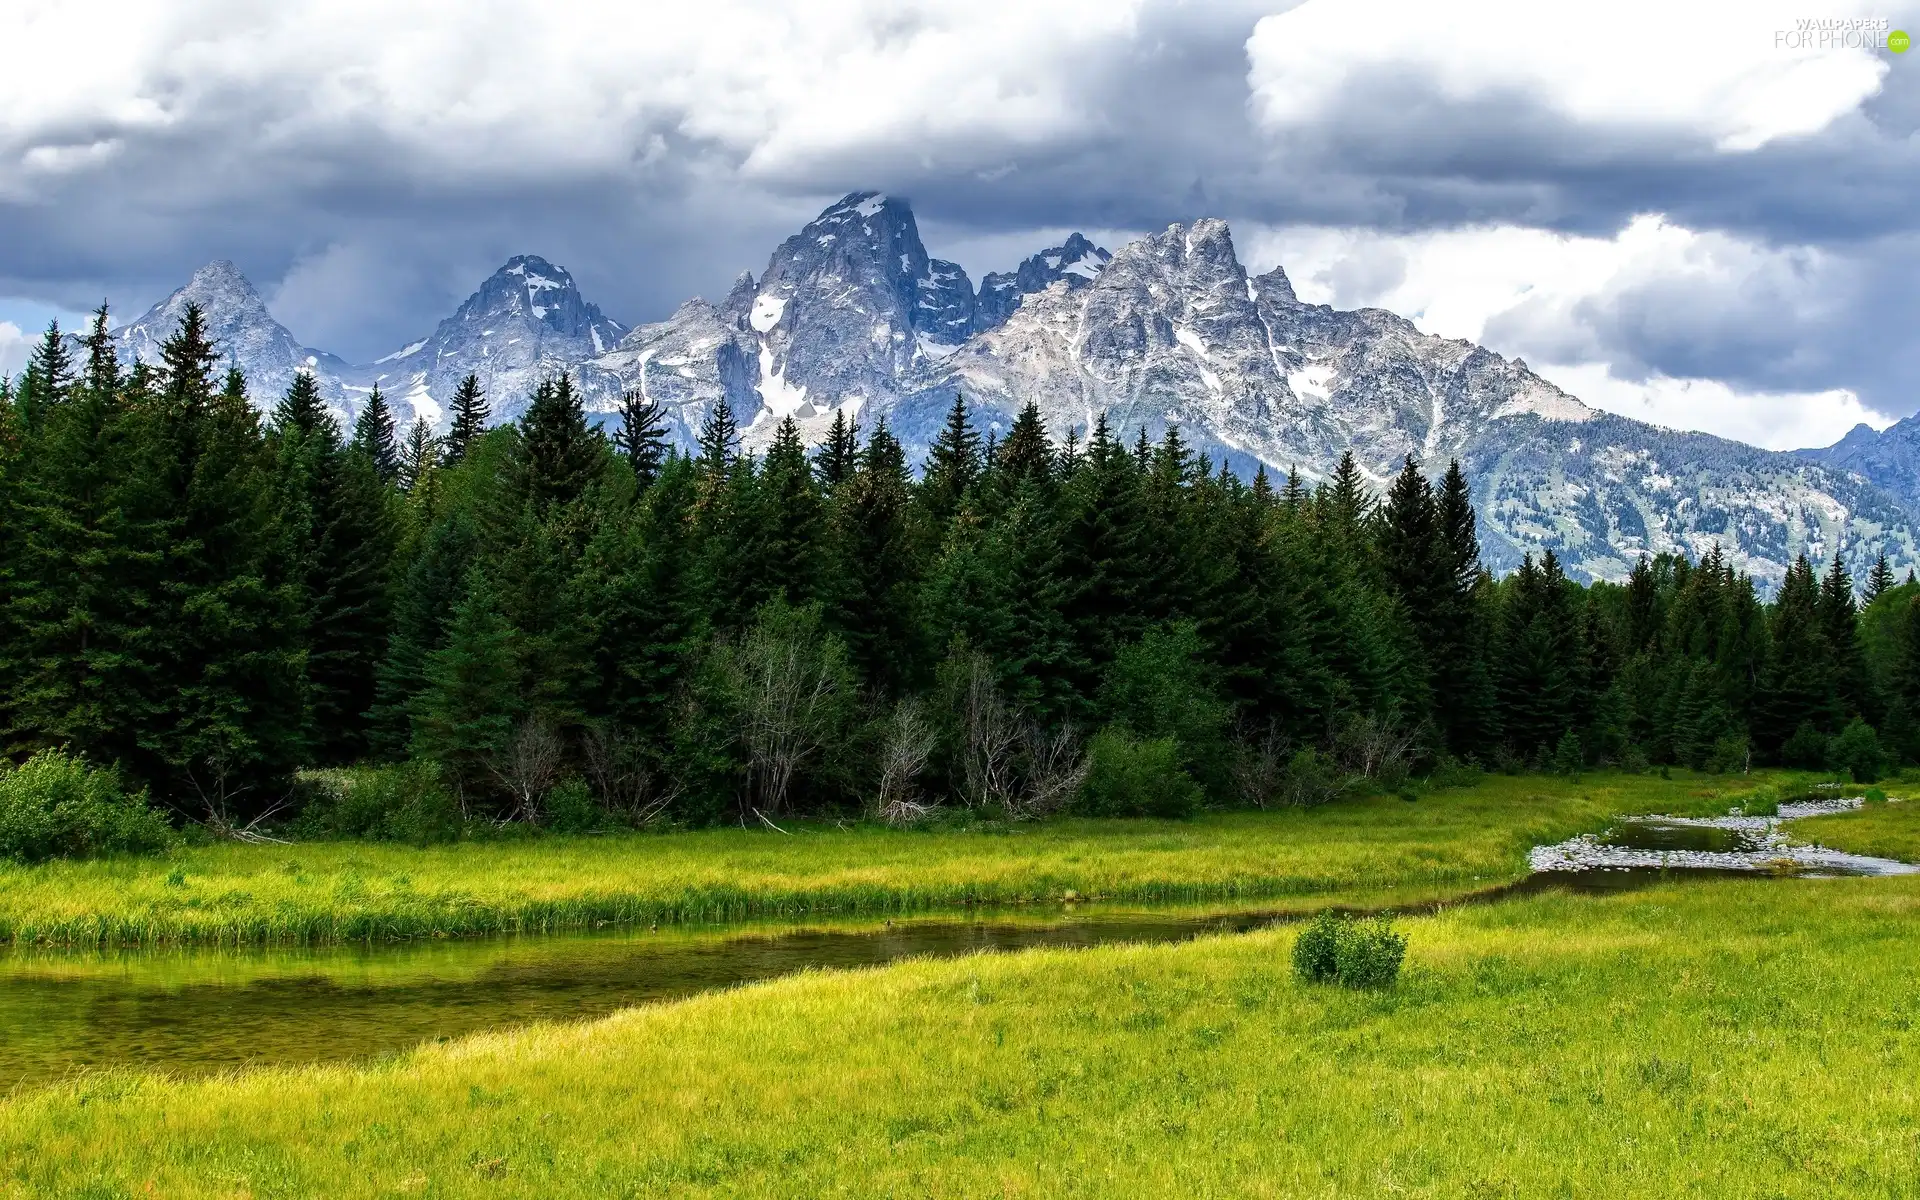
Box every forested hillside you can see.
[4,305,1914,826]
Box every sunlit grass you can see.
[0,771,1788,946]
[4,874,1918,1197]
[1793,796,1920,862]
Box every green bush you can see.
[1783,721,1830,770]
[1076,728,1202,818]
[1428,756,1485,790]
[1291,910,1407,989]
[1334,918,1409,989]
[1737,784,1781,817]
[1832,718,1884,784]
[0,749,173,863]
[293,761,462,844]
[1291,911,1344,982]
[1865,787,1888,805]
[543,777,600,833]
[1706,735,1750,775]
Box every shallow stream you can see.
[4,796,1912,1091]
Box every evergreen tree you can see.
[827,420,920,692]
[443,373,490,466]
[399,418,439,493]
[1819,552,1870,721]
[994,402,1053,494]
[272,371,332,439]
[1866,552,1895,603]
[919,394,982,529]
[351,386,400,483]
[516,375,603,512]
[14,320,73,433]
[611,389,669,487]
[411,568,519,801]
[697,396,739,480]
[813,408,860,488]
[759,417,822,604]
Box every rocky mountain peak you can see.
[976,232,1113,330]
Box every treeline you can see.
[1,306,1915,828]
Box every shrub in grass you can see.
[0,749,173,863]
[1334,918,1408,988]
[1075,728,1203,818]
[1783,721,1830,770]
[1292,911,1407,989]
[1291,911,1344,983]
[1832,718,1884,784]
[1738,784,1781,817]
[544,777,600,833]
[293,762,462,844]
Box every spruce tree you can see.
[1819,552,1870,721]
[14,320,73,433]
[515,374,604,513]
[272,371,332,439]
[411,568,519,801]
[995,402,1053,494]
[399,417,439,493]
[1866,553,1895,603]
[919,394,981,528]
[827,419,921,692]
[443,373,490,466]
[813,408,860,488]
[352,386,400,483]
[697,396,739,479]
[759,416,822,604]
[612,388,669,487]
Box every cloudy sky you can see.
[1,0,1915,449]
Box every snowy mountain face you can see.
[902,218,1914,585]
[365,255,627,427]
[588,191,984,449]
[974,232,1112,331]
[1795,419,1920,514]
[113,260,363,425]
[110,197,1919,586]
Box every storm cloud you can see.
[1,0,1915,447]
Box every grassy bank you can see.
[1793,797,1920,861]
[0,772,1785,946]
[5,873,1918,1196]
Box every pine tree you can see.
[399,418,439,493]
[919,394,981,528]
[272,371,333,439]
[827,419,921,692]
[759,416,822,604]
[14,320,73,433]
[995,402,1053,494]
[515,374,604,513]
[697,396,739,479]
[1866,552,1895,603]
[368,512,479,757]
[443,373,490,466]
[813,408,860,488]
[411,568,519,801]
[352,386,400,483]
[611,389,669,487]
[1323,450,1375,534]
[1819,552,1870,721]
[1758,554,1832,755]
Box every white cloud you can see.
[0,0,1147,192]
[0,321,29,378]
[1241,214,1893,449]
[1530,363,1888,452]
[1247,0,1898,152]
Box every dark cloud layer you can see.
[0,0,1913,427]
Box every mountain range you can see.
[105,191,1919,588]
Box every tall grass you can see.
[5,874,1918,1196]
[0,771,1797,946]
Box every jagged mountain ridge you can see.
[1795,419,1920,515]
[106,195,1917,587]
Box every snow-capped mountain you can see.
[588,192,984,449]
[112,260,363,422]
[974,233,1112,331]
[103,195,1920,586]
[365,255,627,427]
[897,218,1912,583]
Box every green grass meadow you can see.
[0,771,1789,946]
[5,768,1915,1197]
[5,874,1919,1197]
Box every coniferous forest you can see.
[3,304,1915,832]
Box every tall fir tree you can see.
[442,373,490,466]
[399,417,439,493]
[611,389,669,487]
[352,386,400,483]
